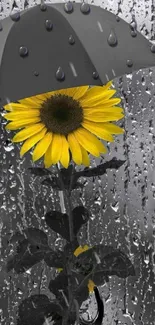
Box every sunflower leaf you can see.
[28,167,53,177]
[45,206,89,241]
[74,245,135,278]
[17,294,63,325]
[49,271,89,308]
[74,158,126,178]
[6,229,63,273]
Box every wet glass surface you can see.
[0,0,155,324]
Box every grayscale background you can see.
[0,0,155,324]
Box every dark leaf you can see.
[17,294,62,325]
[45,206,89,241]
[49,271,89,308]
[42,176,83,191]
[74,158,126,178]
[28,167,52,177]
[74,245,135,278]
[41,177,60,189]
[24,228,48,247]
[9,232,25,244]
[7,230,62,272]
[44,250,64,268]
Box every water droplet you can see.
[19,46,28,57]
[92,71,99,79]
[0,22,3,31]
[34,71,39,77]
[56,67,65,81]
[131,30,137,37]
[80,3,90,14]
[116,15,120,22]
[110,201,119,212]
[64,2,73,13]
[10,11,20,22]
[69,35,75,45]
[45,20,53,31]
[107,30,118,47]
[127,59,133,67]
[151,44,155,53]
[40,3,47,11]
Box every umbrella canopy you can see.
[0,2,154,106]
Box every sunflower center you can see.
[40,94,83,135]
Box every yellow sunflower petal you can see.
[82,96,121,108]
[81,88,116,106]
[87,279,95,293]
[44,141,53,168]
[32,132,53,162]
[67,133,82,165]
[12,123,45,142]
[74,245,90,257]
[80,145,90,167]
[5,117,41,130]
[84,111,124,123]
[20,128,47,157]
[18,96,43,107]
[4,109,40,121]
[99,122,124,134]
[83,107,123,114]
[4,103,31,111]
[102,80,113,90]
[51,134,63,164]
[82,121,114,142]
[60,136,69,169]
[74,128,107,156]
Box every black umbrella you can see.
[0,2,154,107]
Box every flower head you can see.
[3,82,124,168]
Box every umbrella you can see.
[0,2,154,107]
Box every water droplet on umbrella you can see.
[0,22,3,31]
[45,20,53,31]
[19,46,28,57]
[10,11,20,21]
[56,67,65,81]
[116,15,120,22]
[69,35,75,45]
[131,30,137,37]
[127,59,133,67]
[80,3,90,14]
[151,44,155,53]
[34,71,39,76]
[40,3,47,11]
[107,30,118,47]
[92,71,99,79]
[64,2,73,13]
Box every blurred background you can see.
[0,0,155,324]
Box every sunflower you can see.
[57,245,95,294]
[3,82,124,168]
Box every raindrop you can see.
[151,44,155,53]
[131,296,138,305]
[10,11,20,22]
[19,46,28,57]
[130,21,137,30]
[45,20,53,31]
[126,59,133,67]
[107,30,118,47]
[69,35,75,45]
[92,71,99,79]
[116,15,120,22]
[56,67,65,81]
[131,30,137,37]
[0,22,3,31]
[34,71,39,77]
[64,2,73,13]
[40,3,47,11]
[80,3,90,14]
[110,201,119,212]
